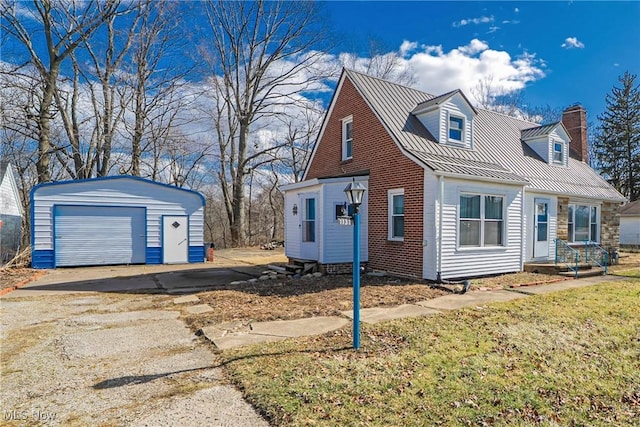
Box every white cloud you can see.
[561,37,585,49]
[452,15,494,27]
[399,40,418,57]
[404,39,546,102]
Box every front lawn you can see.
[221,281,640,426]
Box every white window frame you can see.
[388,188,404,241]
[552,140,564,164]
[458,193,506,248]
[341,116,353,161]
[568,203,599,243]
[448,114,464,143]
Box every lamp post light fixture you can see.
[343,179,366,349]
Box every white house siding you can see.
[0,167,22,216]
[439,178,523,279]
[525,135,549,163]
[439,96,474,149]
[548,129,568,167]
[523,192,558,261]
[422,172,438,280]
[283,183,321,261]
[31,177,204,268]
[283,179,369,264]
[284,190,301,260]
[620,216,640,245]
[415,110,440,142]
[321,181,368,264]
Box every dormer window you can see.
[449,116,464,142]
[342,116,353,160]
[553,141,563,163]
[521,123,570,166]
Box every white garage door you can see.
[54,205,146,267]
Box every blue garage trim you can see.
[146,247,162,264]
[30,175,205,268]
[189,245,205,263]
[32,250,54,269]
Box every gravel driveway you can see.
[1,284,269,426]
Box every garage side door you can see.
[54,206,146,267]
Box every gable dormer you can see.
[411,89,477,150]
[521,122,570,167]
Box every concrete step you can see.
[524,262,592,274]
[559,267,605,278]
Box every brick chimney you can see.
[561,104,588,162]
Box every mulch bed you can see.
[191,275,447,329]
[0,268,46,296]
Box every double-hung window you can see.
[568,204,598,242]
[449,116,464,142]
[388,189,404,240]
[459,194,504,247]
[553,141,563,163]
[342,116,353,160]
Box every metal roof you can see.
[520,122,561,140]
[620,200,640,216]
[345,69,625,202]
[411,89,477,115]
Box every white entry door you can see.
[163,216,188,264]
[533,199,549,259]
[299,195,319,260]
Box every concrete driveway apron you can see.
[0,264,269,426]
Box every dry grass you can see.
[221,280,640,426]
[0,268,45,292]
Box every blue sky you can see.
[3,1,639,126]
[323,1,640,121]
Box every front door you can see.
[163,215,188,264]
[533,199,549,259]
[300,195,319,260]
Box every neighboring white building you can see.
[0,162,24,263]
[31,176,205,268]
[620,200,640,247]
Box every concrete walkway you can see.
[183,274,629,350]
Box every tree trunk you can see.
[36,68,59,183]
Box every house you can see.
[31,176,205,268]
[0,161,24,263]
[619,200,640,247]
[281,69,625,280]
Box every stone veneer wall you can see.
[600,201,621,251]
[557,197,569,240]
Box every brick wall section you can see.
[557,197,569,240]
[306,77,425,278]
[561,105,588,162]
[600,201,621,251]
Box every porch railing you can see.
[555,239,580,278]
[583,240,609,275]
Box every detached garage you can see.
[31,176,205,268]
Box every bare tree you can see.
[115,0,196,180]
[471,75,562,123]
[1,0,121,183]
[201,0,329,246]
[340,37,415,85]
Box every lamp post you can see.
[343,179,366,350]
